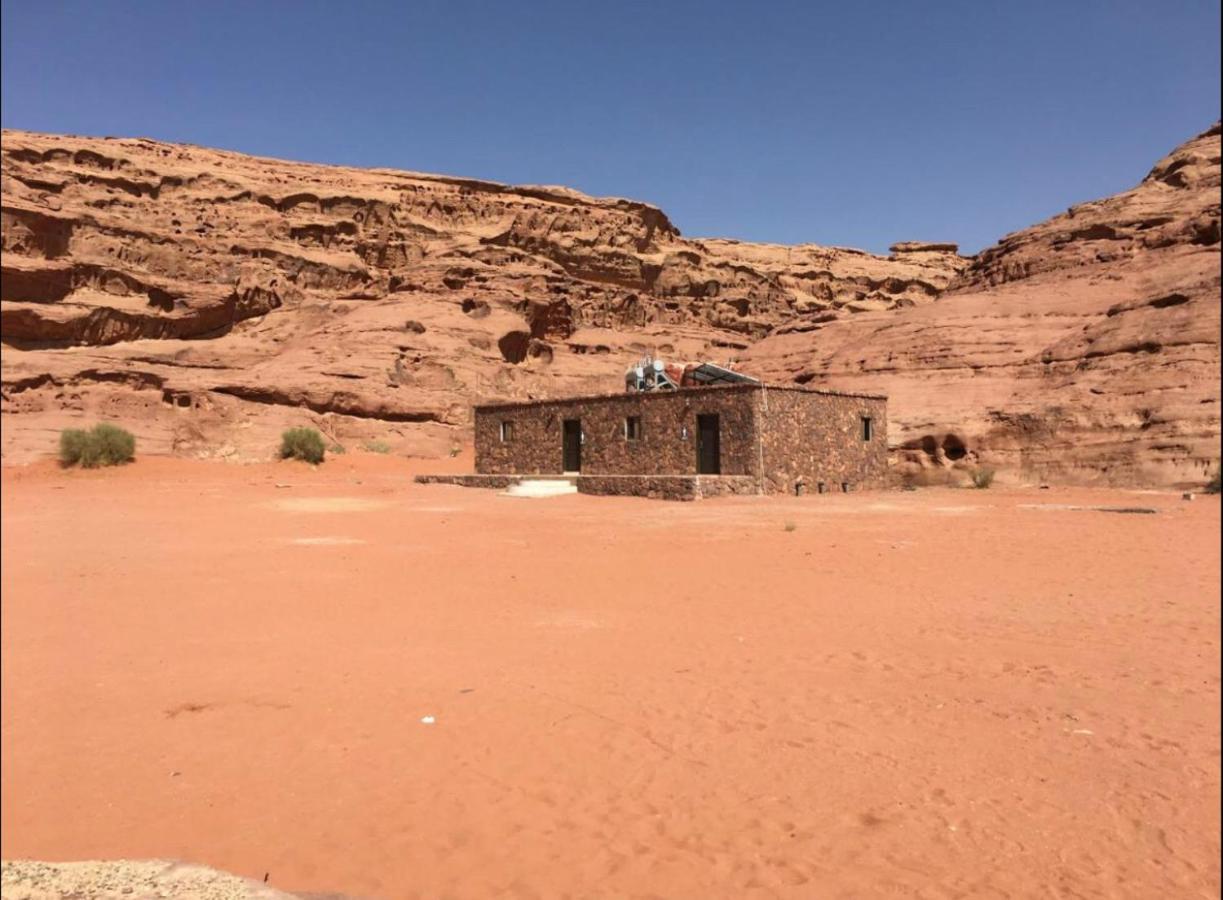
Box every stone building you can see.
[441,383,887,499]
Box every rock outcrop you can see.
[1,124,1218,486]
[741,123,1221,486]
[0,129,963,463]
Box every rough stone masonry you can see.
[472,383,888,496]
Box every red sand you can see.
[2,455,1220,898]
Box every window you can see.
[625,416,642,441]
[861,416,873,441]
[499,421,514,442]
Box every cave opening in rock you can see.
[942,434,968,461]
[461,298,491,318]
[498,331,530,364]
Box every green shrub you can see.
[970,468,996,489]
[59,424,136,468]
[328,442,347,455]
[59,429,91,466]
[88,423,136,466]
[448,445,462,458]
[1206,468,1221,495]
[280,428,326,464]
[362,439,391,454]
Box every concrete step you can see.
[502,479,579,498]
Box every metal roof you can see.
[683,363,761,386]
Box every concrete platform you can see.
[503,479,580,498]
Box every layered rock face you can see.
[0,129,963,462]
[2,125,1218,486]
[742,124,1222,486]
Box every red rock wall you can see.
[0,129,963,465]
[741,124,1221,488]
[1,124,1217,486]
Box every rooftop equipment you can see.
[625,354,759,393]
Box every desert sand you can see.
[1,454,1219,898]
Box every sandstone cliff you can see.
[0,129,963,462]
[741,124,1221,486]
[1,125,1218,486]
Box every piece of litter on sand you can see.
[274,483,292,489]
[1071,728,1094,735]
[420,715,436,725]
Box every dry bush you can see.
[280,428,326,464]
[971,468,996,489]
[59,424,136,468]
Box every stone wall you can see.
[475,386,762,477]
[758,388,889,493]
[473,384,889,493]
[576,474,759,500]
[413,472,758,501]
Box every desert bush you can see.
[89,424,136,466]
[783,520,798,532]
[970,468,996,489]
[280,427,326,464]
[448,446,462,457]
[59,424,136,468]
[1206,468,1221,494]
[328,442,347,455]
[59,429,91,466]
[362,440,392,454]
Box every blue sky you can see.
[2,0,1218,254]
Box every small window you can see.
[625,416,642,441]
[861,416,873,441]
[499,421,514,442]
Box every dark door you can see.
[562,419,582,472]
[697,414,720,474]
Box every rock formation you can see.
[1,124,1218,486]
[741,123,1221,486]
[0,129,963,463]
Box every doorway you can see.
[562,419,582,472]
[696,414,721,474]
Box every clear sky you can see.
[2,0,1219,254]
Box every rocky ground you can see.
[0,859,311,899]
[0,125,1218,484]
